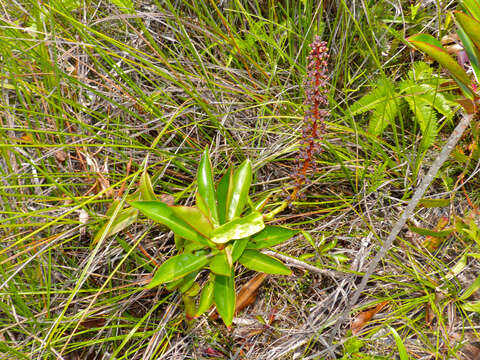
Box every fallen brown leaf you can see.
[351,301,388,335]
[79,317,106,329]
[425,302,434,327]
[423,217,450,251]
[202,347,225,358]
[55,150,67,162]
[21,133,34,143]
[235,273,268,315]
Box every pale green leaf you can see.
[130,201,210,246]
[170,205,213,238]
[239,249,291,275]
[139,170,156,201]
[462,300,480,312]
[226,159,252,221]
[460,275,480,301]
[93,207,138,245]
[247,226,299,249]
[211,211,264,244]
[214,271,235,326]
[197,149,219,226]
[210,251,232,276]
[196,277,215,317]
[147,253,210,288]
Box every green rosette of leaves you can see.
[130,149,298,327]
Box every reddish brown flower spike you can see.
[291,36,329,201]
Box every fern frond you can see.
[409,61,433,80]
[349,78,396,115]
[400,79,456,149]
[404,98,437,150]
[400,81,455,119]
[350,62,456,146]
[350,78,400,136]
[368,99,399,136]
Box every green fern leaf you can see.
[350,78,400,136]
[417,84,454,119]
[400,78,455,149]
[405,98,437,150]
[409,61,433,80]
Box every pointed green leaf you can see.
[105,200,121,217]
[456,10,480,49]
[147,253,210,288]
[231,238,249,262]
[226,159,252,221]
[195,192,209,218]
[461,300,480,312]
[214,270,235,326]
[179,273,199,294]
[210,251,232,276]
[196,277,215,317]
[170,205,213,238]
[463,0,480,20]
[183,240,208,253]
[247,226,299,249]
[211,211,264,244]
[184,282,200,297]
[408,225,453,238]
[418,198,451,207]
[183,294,196,321]
[93,206,138,245]
[455,11,480,83]
[407,34,473,97]
[216,167,233,225]
[239,249,291,275]
[130,201,210,246]
[460,274,480,301]
[140,170,156,201]
[386,326,409,360]
[197,150,219,226]
[165,270,198,292]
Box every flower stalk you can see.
[291,36,330,201]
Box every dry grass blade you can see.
[332,112,475,344]
[1,1,479,359]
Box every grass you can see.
[1,0,480,359]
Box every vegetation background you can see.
[1,0,480,358]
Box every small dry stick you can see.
[328,112,474,348]
[263,250,337,278]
